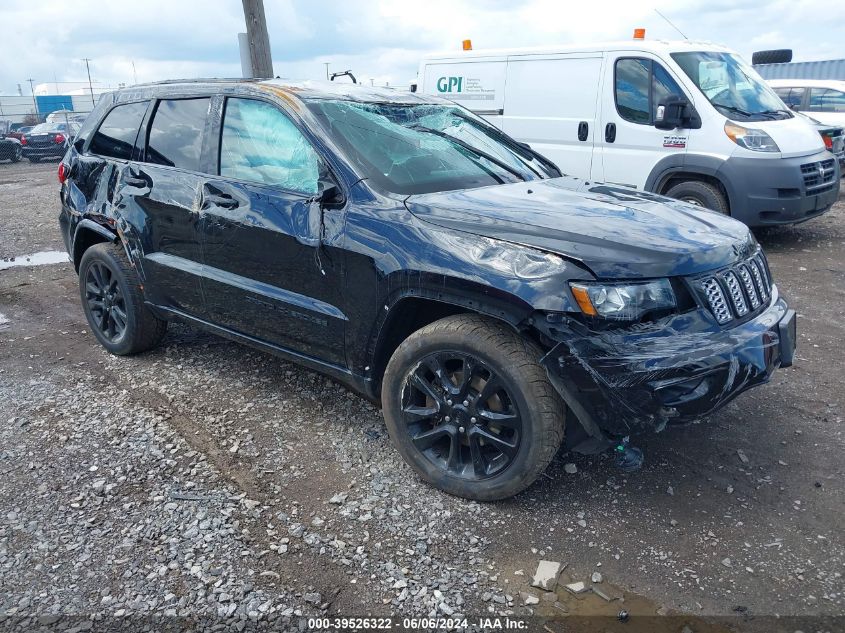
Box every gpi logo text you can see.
[436,76,463,93]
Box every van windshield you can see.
[671,51,792,122]
[306,100,560,195]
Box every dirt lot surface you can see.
[1,160,843,631]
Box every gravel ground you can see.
[1,161,843,631]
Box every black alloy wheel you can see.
[402,351,523,480]
[78,242,167,355]
[84,261,128,343]
[382,314,565,501]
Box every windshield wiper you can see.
[714,103,790,120]
[451,111,558,178]
[408,124,528,182]
[758,109,792,119]
[712,103,755,118]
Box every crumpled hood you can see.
[405,177,754,279]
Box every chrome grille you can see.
[751,255,770,300]
[737,265,760,309]
[701,278,731,324]
[722,271,748,316]
[696,251,773,325]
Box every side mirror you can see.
[296,176,343,248]
[317,179,343,206]
[654,95,700,130]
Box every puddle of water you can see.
[0,251,69,271]
[535,581,733,632]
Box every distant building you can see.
[755,59,845,81]
[34,82,109,97]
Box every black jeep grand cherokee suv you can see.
[59,80,796,500]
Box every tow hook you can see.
[613,436,644,472]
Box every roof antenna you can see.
[653,8,688,39]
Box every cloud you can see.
[1,0,843,96]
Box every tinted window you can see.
[652,64,684,119]
[220,98,319,194]
[808,88,845,113]
[89,102,148,160]
[616,59,651,123]
[774,87,804,109]
[146,98,209,170]
[615,59,686,124]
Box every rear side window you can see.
[808,88,845,113]
[615,58,685,125]
[146,98,209,171]
[219,98,319,194]
[774,87,804,109]
[89,102,148,160]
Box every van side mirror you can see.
[654,96,700,130]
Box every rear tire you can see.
[665,180,729,215]
[78,242,167,355]
[382,314,565,501]
[11,146,21,162]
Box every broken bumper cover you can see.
[541,290,795,437]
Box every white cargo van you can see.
[417,38,841,226]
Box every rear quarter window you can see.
[88,101,149,160]
[145,98,210,171]
[808,88,845,113]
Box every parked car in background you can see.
[21,121,79,162]
[4,125,34,141]
[418,37,840,226]
[59,79,796,500]
[770,79,845,128]
[796,111,845,169]
[0,135,22,162]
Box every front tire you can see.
[78,242,167,355]
[382,314,565,501]
[665,180,729,215]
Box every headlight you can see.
[569,279,676,320]
[724,121,780,152]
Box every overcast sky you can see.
[2,0,844,95]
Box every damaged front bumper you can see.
[539,289,796,438]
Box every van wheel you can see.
[381,314,565,501]
[78,242,167,355]
[665,180,729,215]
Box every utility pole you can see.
[324,62,330,80]
[82,58,95,105]
[241,0,273,78]
[27,78,38,120]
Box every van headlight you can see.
[724,122,780,152]
[569,279,676,320]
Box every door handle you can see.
[577,121,589,142]
[605,122,617,143]
[202,193,239,210]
